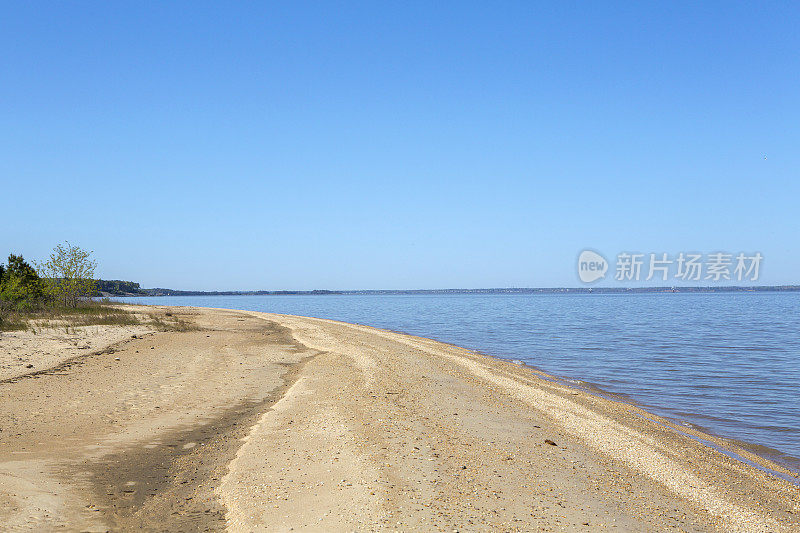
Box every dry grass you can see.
[1,300,142,331]
[0,315,29,331]
[111,302,201,332]
[147,313,200,332]
[0,300,203,334]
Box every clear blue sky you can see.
[2,2,798,290]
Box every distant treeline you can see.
[126,288,343,297]
[95,279,145,296]
[339,286,800,294]
[93,282,346,297]
[111,286,800,297]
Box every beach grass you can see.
[0,299,197,332]
[0,301,140,331]
[148,313,200,332]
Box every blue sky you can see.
[2,2,798,290]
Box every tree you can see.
[37,242,98,308]
[0,254,44,309]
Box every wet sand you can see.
[0,305,798,532]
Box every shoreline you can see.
[359,324,800,478]
[299,313,800,483]
[124,299,800,478]
[500,357,800,478]
[1,304,798,531]
[359,321,800,477]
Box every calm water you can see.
[120,292,800,470]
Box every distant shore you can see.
[104,284,800,297]
[1,305,798,531]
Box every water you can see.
[119,292,800,471]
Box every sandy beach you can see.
[0,305,798,532]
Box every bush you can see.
[0,254,45,310]
[37,242,97,308]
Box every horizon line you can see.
[117,285,800,295]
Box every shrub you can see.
[0,254,45,309]
[37,242,97,308]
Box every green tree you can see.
[37,242,98,308]
[0,254,44,309]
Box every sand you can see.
[0,305,798,532]
[0,322,155,382]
